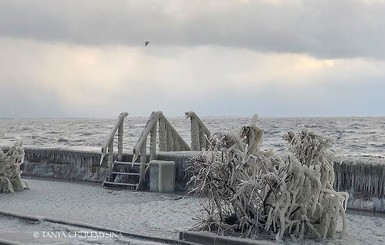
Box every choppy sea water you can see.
[0,116,385,158]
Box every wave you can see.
[0,116,384,158]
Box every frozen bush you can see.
[0,141,28,193]
[188,117,348,241]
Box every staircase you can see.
[100,111,211,190]
[102,160,142,189]
[99,112,142,190]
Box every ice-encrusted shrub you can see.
[0,142,28,193]
[188,118,348,241]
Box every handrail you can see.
[185,111,211,151]
[100,112,128,167]
[133,111,162,158]
[133,111,191,182]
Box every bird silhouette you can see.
[144,41,150,46]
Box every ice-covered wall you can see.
[22,147,109,182]
[20,147,385,211]
[21,147,200,190]
[334,156,385,212]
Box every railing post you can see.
[108,141,114,180]
[139,138,147,181]
[159,118,166,151]
[199,125,206,150]
[118,122,124,161]
[150,122,157,160]
[175,138,181,151]
[166,125,172,151]
[191,118,200,151]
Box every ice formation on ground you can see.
[188,116,348,241]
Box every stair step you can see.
[103,181,138,187]
[114,161,142,166]
[111,172,140,176]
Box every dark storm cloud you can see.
[1,0,385,59]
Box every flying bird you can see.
[144,41,150,46]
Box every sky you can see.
[1,0,385,118]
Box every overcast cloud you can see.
[1,0,385,118]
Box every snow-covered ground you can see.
[0,178,384,244]
[0,178,203,239]
[0,216,166,245]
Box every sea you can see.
[0,116,385,158]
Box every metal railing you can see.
[100,112,128,173]
[133,111,191,181]
[185,111,211,151]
